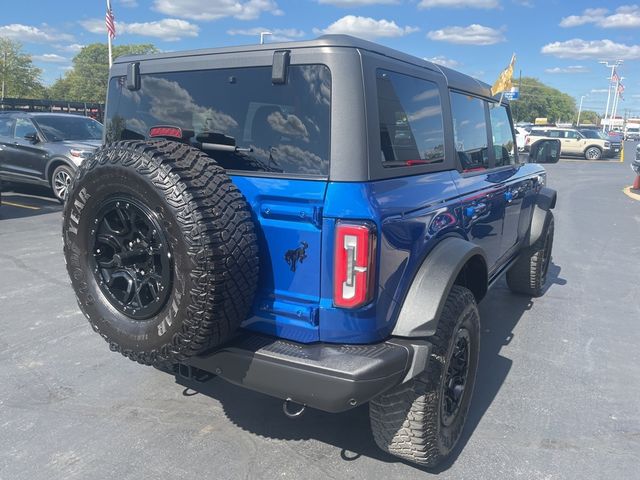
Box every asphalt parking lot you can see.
[1,143,639,480]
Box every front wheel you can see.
[369,286,480,467]
[51,164,74,202]
[507,212,554,297]
[585,146,602,160]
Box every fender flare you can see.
[45,157,77,183]
[391,237,488,338]
[529,187,556,247]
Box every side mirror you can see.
[24,132,40,144]
[529,139,561,164]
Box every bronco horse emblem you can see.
[284,241,309,272]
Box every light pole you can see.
[600,60,623,132]
[576,94,587,126]
[260,32,272,45]
[611,76,624,129]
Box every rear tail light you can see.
[525,136,531,145]
[149,126,183,139]
[333,222,376,308]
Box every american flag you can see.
[618,83,625,100]
[106,0,116,39]
[612,69,620,84]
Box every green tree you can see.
[49,43,157,102]
[511,77,577,124]
[578,110,600,126]
[0,37,45,99]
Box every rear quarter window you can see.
[105,65,331,177]
[376,69,445,168]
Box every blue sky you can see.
[1,0,639,115]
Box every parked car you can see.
[624,124,640,141]
[0,112,103,201]
[580,129,621,156]
[526,126,614,159]
[61,35,556,468]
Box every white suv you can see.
[525,127,612,160]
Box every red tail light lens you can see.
[525,136,531,145]
[333,222,376,308]
[149,126,183,139]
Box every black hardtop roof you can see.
[114,34,492,99]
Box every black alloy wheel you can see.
[90,196,172,320]
[441,327,471,427]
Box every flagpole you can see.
[107,0,113,68]
[612,81,621,127]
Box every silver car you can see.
[0,112,103,202]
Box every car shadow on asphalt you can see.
[176,262,566,473]
[0,186,62,220]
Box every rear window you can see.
[105,65,331,176]
[376,70,445,167]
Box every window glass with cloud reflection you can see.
[376,69,444,168]
[105,65,331,176]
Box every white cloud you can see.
[560,6,640,29]
[0,24,74,43]
[227,27,305,42]
[419,0,499,8]
[541,38,640,60]
[590,89,609,93]
[425,55,460,68]
[427,24,505,45]
[544,65,589,74]
[314,15,418,40]
[153,0,282,21]
[80,18,199,41]
[32,53,68,63]
[119,0,139,6]
[318,0,399,5]
[55,43,84,53]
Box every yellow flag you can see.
[491,54,516,96]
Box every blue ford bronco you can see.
[62,35,556,467]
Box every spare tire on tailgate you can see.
[62,140,259,366]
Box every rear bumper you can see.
[182,332,429,413]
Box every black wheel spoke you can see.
[441,328,471,426]
[90,197,173,320]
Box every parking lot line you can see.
[623,186,640,201]
[2,201,41,210]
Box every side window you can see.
[376,70,445,167]
[14,118,37,139]
[566,131,579,139]
[489,104,516,167]
[450,92,489,171]
[548,130,561,138]
[0,117,14,137]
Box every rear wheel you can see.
[369,286,480,467]
[62,140,259,366]
[585,146,602,160]
[51,164,74,202]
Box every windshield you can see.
[34,115,103,142]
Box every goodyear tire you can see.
[370,286,480,467]
[62,140,259,366]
